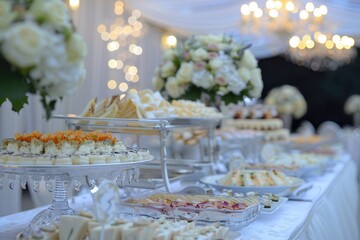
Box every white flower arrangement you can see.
[0,0,86,119]
[264,85,307,119]
[344,95,360,115]
[153,34,263,106]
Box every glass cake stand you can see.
[53,115,222,193]
[0,156,154,237]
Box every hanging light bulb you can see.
[68,0,80,11]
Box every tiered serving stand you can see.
[53,115,222,193]
[0,154,153,236]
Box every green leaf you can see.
[181,85,202,101]
[172,55,181,70]
[222,92,243,105]
[8,95,29,112]
[0,57,30,113]
[40,94,58,120]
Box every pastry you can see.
[219,169,294,187]
[0,130,152,166]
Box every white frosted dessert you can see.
[0,130,152,166]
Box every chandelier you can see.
[239,1,357,71]
[287,32,356,71]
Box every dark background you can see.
[258,48,360,131]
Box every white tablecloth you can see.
[0,156,359,240]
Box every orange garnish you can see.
[14,130,116,143]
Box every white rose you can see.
[239,49,258,69]
[30,0,71,30]
[248,68,263,98]
[264,89,278,105]
[191,48,208,61]
[238,67,251,83]
[176,62,193,83]
[152,76,164,91]
[0,1,15,32]
[160,61,176,78]
[192,70,215,90]
[294,100,307,118]
[2,21,45,68]
[278,102,293,115]
[163,49,176,61]
[67,33,87,63]
[209,58,223,70]
[165,77,185,98]
[282,85,297,97]
[345,95,360,114]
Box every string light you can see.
[99,1,142,91]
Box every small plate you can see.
[200,174,304,196]
[261,197,288,214]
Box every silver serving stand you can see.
[53,115,221,193]
[0,156,154,237]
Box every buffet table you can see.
[0,156,359,240]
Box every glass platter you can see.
[0,158,154,175]
[52,114,222,130]
[52,114,222,193]
[260,197,288,214]
[199,174,304,196]
[119,193,261,231]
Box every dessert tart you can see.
[0,130,152,166]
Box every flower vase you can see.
[353,112,360,128]
[200,92,222,111]
[280,114,292,131]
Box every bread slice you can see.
[80,97,97,117]
[93,97,110,117]
[117,98,143,119]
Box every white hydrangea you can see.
[192,70,215,89]
[29,28,85,97]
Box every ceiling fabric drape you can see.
[125,0,360,58]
